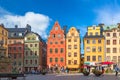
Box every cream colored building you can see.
[103,24,120,68]
[66,27,81,69]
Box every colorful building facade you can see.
[103,24,120,68]
[66,27,81,69]
[84,25,105,65]
[47,21,66,68]
[24,32,43,72]
[0,24,8,57]
[7,25,31,72]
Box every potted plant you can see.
[82,69,90,76]
[93,69,102,77]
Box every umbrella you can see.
[100,61,114,65]
[81,65,90,68]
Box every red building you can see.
[8,43,24,71]
[47,21,66,68]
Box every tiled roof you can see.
[7,28,27,32]
[103,24,118,30]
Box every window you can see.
[30,60,32,64]
[14,47,16,50]
[58,34,61,38]
[55,27,58,30]
[68,52,71,57]
[107,40,110,45]
[19,62,21,66]
[90,32,93,36]
[71,33,74,36]
[113,48,117,53]
[60,58,64,62]
[2,30,4,35]
[107,33,110,37]
[35,51,37,55]
[13,61,16,66]
[74,45,77,49]
[74,60,77,65]
[98,56,102,61]
[35,44,37,47]
[74,52,77,57]
[113,40,116,45]
[26,51,28,56]
[55,41,58,44]
[19,54,21,58]
[50,58,52,62]
[95,32,98,35]
[25,44,28,47]
[14,54,16,59]
[68,60,71,65]
[30,44,32,47]
[9,40,11,44]
[92,56,96,61]
[92,47,96,52]
[106,56,110,61]
[55,58,58,62]
[60,48,64,53]
[113,33,116,37]
[74,39,77,42]
[18,47,22,50]
[113,56,117,62]
[50,48,52,53]
[98,47,102,52]
[92,40,96,44]
[118,56,120,62]
[27,38,30,40]
[5,39,7,45]
[30,51,32,55]
[52,34,55,38]
[68,45,71,49]
[60,41,63,44]
[26,60,28,64]
[35,60,37,64]
[98,39,101,43]
[87,40,90,44]
[86,47,90,52]
[107,48,110,53]
[55,48,58,53]
[68,39,71,42]
[50,41,52,44]
[87,56,90,61]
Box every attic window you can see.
[55,27,58,30]
[93,27,95,30]
[107,27,109,29]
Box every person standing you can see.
[115,64,119,76]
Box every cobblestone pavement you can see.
[1,74,120,80]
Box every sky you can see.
[0,0,120,53]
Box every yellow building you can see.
[84,25,105,65]
[66,27,81,69]
[0,24,8,57]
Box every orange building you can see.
[47,21,66,68]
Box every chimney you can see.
[26,24,31,32]
[63,25,67,38]
[15,25,18,28]
[0,23,4,27]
